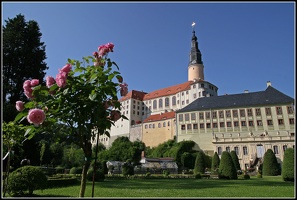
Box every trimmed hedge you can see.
[218,151,238,180]
[282,148,294,182]
[262,149,281,176]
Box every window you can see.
[276,106,282,115]
[181,125,185,130]
[232,110,238,118]
[265,107,271,115]
[185,114,189,121]
[227,122,232,127]
[226,146,230,152]
[172,96,176,106]
[187,124,192,130]
[199,112,204,120]
[177,100,179,104]
[213,123,218,128]
[167,121,170,126]
[287,105,294,114]
[220,122,225,127]
[226,110,231,117]
[241,121,246,126]
[278,119,284,125]
[243,146,248,155]
[179,114,183,121]
[163,122,166,127]
[158,123,161,128]
[149,124,152,128]
[289,118,294,124]
[255,108,261,116]
[267,120,273,126]
[249,121,254,126]
[218,147,222,155]
[181,92,184,96]
[219,111,224,118]
[234,121,239,127]
[191,113,196,120]
[206,123,211,128]
[201,83,204,88]
[193,93,197,99]
[193,124,198,129]
[182,101,185,105]
[186,100,189,104]
[240,109,245,117]
[165,97,169,107]
[273,145,279,154]
[200,123,204,129]
[247,109,253,116]
[159,99,163,108]
[257,120,263,126]
[212,111,217,119]
[152,124,155,128]
[145,125,148,129]
[234,147,239,155]
[206,112,210,119]
[283,145,287,152]
[193,84,196,88]
[153,100,157,109]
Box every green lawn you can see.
[29,176,296,198]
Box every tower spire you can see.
[189,22,203,65]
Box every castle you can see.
[93,26,295,169]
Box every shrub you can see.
[230,151,241,171]
[55,166,65,174]
[282,148,294,182]
[122,161,134,177]
[69,166,83,174]
[218,151,238,180]
[262,149,281,176]
[86,167,105,182]
[145,172,151,177]
[211,152,220,174]
[194,151,205,175]
[257,173,263,178]
[195,173,202,179]
[243,174,250,179]
[163,170,170,177]
[7,165,47,196]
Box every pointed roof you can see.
[119,90,147,101]
[177,86,294,113]
[143,81,193,100]
[189,30,203,65]
[143,111,176,123]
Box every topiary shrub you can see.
[282,148,294,182]
[86,167,105,182]
[230,150,241,171]
[7,165,48,196]
[194,151,205,175]
[262,149,281,176]
[211,152,220,175]
[218,151,238,180]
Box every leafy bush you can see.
[230,151,241,171]
[194,151,205,175]
[86,167,105,182]
[243,174,250,179]
[211,152,220,174]
[263,149,281,176]
[194,173,202,179]
[282,148,294,182]
[7,165,47,196]
[218,151,238,180]
[163,170,170,177]
[55,166,65,174]
[69,166,83,174]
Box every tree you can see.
[181,152,196,170]
[3,14,48,122]
[13,42,128,197]
[230,150,241,171]
[282,148,294,182]
[262,149,281,176]
[218,151,237,180]
[194,151,205,175]
[211,152,220,174]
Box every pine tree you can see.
[3,14,48,122]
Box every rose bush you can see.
[14,42,128,197]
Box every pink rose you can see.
[24,88,33,99]
[30,79,39,87]
[46,76,56,88]
[59,63,72,74]
[16,101,24,111]
[120,82,128,96]
[110,110,121,122]
[23,80,31,90]
[27,108,46,126]
[56,72,67,88]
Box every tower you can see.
[188,28,205,81]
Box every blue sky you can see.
[2,1,295,99]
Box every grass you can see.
[19,175,297,198]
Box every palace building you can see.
[93,26,295,169]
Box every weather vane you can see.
[191,22,196,30]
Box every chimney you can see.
[267,81,271,87]
[244,90,249,93]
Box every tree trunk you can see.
[79,140,92,197]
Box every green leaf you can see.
[108,74,115,80]
[63,88,69,95]
[49,84,58,91]
[14,112,27,122]
[24,101,35,109]
[24,127,35,137]
[89,93,97,101]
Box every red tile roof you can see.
[143,111,176,123]
[143,81,193,100]
[119,90,147,101]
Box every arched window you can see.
[159,99,163,108]
[165,97,169,107]
[163,122,166,127]
[153,100,157,109]
[172,96,176,106]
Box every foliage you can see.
[70,167,83,175]
[194,173,202,179]
[86,168,105,182]
[13,41,128,197]
[181,152,196,169]
[3,14,48,122]
[211,152,220,174]
[122,160,134,177]
[62,143,85,168]
[7,165,47,196]
[282,148,294,182]
[262,149,281,176]
[194,151,205,175]
[147,139,176,158]
[218,151,238,180]
[162,170,170,177]
[230,150,241,171]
